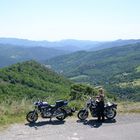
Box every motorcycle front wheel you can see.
[105,108,116,120]
[26,111,38,123]
[77,110,89,120]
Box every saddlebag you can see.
[55,100,67,107]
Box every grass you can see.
[70,75,89,80]
[117,101,140,113]
[136,66,140,73]
[0,99,33,128]
[117,79,140,88]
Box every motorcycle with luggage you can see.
[77,97,117,120]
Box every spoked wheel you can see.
[26,111,38,123]
[56,109,67,121]
[105,108,116,120]
[77,110,89,120]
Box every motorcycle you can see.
[77,97,117,120]
[26,100,69,123]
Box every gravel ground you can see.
[0,114,140,140]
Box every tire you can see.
[26,111,38,123]
[56,109,67,121]
[77,110,89,120]
[105,108,116,120]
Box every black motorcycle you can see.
[77,97,117,120]
[26,100,68,123]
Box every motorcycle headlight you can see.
[34,102,38,106]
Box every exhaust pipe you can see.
[56,113,64,117]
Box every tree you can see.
[70,83,97,100]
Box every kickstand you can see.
[49,117,52,122]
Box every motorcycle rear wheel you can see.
[105,108,116,120]
[77,110,89,120]
[26,111,38,123]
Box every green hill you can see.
[0,44,69,68]
[0,60,71,102]
[0,60,73,125]
[46,43,140,101]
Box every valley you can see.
[46,43,140,101]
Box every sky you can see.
[0,0,140,41]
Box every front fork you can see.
[83,107,89,116]
[33,107,39,117]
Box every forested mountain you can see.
[0,44,69,67]
[1,38,140,68]
[90,39,140,51]
[46,43,140,101]
[1,37,140,52]
[0,38,101,51]
[0,61,71,102]
[0,38,140,100]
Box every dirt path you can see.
[0,114,140,140]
